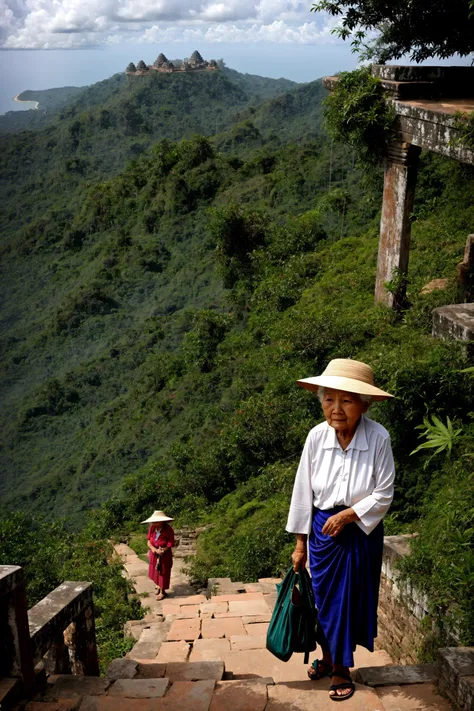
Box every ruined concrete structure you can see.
[126,50,219,76]
[323,66,474,314]
[0,565,98,698]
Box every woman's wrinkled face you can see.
[321,388,368,433]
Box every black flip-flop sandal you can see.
[307,659,332,681]
[329,672,355,702]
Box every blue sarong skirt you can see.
[308,506,384,668]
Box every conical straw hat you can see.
[297,358,393,401]
[141,510,174,524]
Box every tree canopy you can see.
[311,0,474,62]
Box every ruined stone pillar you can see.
[66,603,99,675]
[0,566,35,686]
[375,141,421,307]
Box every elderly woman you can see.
[142,510,175,600]
[287,358,395,702]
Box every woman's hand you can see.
[322,508,358,537]
[292,547,307,572]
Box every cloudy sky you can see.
[1,0,341,50]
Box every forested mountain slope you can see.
[0,129,349,525]
[0,69,309,240]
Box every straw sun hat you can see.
[141,510,174,524]
[297,358,393,402]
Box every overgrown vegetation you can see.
[323,67,397,165]
[452,110,474,152]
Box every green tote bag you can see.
[266,566,317,664]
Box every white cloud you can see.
[136,19,339,46]
[0,0,339,49]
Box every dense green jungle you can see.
[0,61,473,670]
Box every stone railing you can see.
[0,565,98,691]
[377,535,459,663]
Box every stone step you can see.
[106,659,224,682]
[113,543,137,558]
[209,678,274,711]
[186,644,392,684]
[376,682,454,711]
[355,663,436,687]
[164,662,224,683]
[128,623,170,659]
[266,679,384,710]
[46,676,111,699]
[124,619,157,641]
[17,680,455,711]
[107,679,170,698]
[207,578,246,596]
[77,680,217,711]
[155,641,191,663]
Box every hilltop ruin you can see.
[126,50,219,76]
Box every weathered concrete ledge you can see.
[322,75,474,165]
[0,565,23,596]
[28,581,93,664]
[355,662,436,686]
[395,99,474,165]
[437,647,474,711]
[432,303,474,342]
[372,65,474,96]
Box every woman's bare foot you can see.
[329,666,355,700]
[156,591,167,601]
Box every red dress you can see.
[147,523,174,591]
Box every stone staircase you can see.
[8,540,467,711]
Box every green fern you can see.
[410,415,463,462]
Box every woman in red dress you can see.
[142,510,175,600]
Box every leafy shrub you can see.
[20,379,80,428]
[182,310,231,372]
[323,68,397,165]
[54,288,119,333]
[210,204,268,291]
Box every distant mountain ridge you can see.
[0,66,296,136]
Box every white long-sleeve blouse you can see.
[285,414,395,536]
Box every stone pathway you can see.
[16,540,455,710]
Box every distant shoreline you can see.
[13,94,39,110]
